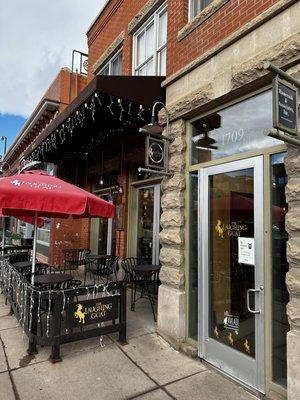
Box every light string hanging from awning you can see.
[26,92,150,163]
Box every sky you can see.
[0,0,107,153]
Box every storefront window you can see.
[37,218,51,258]
[191,91,282,164]
[188,172,198,340]
[271,152,288,388]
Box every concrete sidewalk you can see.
[0,292,258,400]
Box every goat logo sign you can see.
[215,219,247,238]
[74,304,86,324]
[67,297,118,328]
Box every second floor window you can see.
[133,3,167,76]
[99,50,122,76]
[189,0,213,20]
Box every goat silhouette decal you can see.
[74,304,86,324]
[215,219,224,238]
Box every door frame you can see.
[198,156,265,393]
[90,191,113,255]
[129,183,161,265]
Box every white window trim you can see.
[37,227,50,247]
[132,2,167,76]
[98,49,123,76]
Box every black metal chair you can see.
[62,248,91,273]
[121,257,138,283]
[89,255,119,284]
[121,257,144,311]
[8,251,31,264]
[121,258,160,315]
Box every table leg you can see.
[144,276,156,322]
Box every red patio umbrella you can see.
[0,170,115,284]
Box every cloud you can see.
[0,0,106,117]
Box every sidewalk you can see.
[0,292,258,400]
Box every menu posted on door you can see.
[238,237,255,265]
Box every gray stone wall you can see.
[157,119,187,347]
[285,66,300,400]
[160,4,300,398]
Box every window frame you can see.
[132,2,167,76]
[188,0,213,21]
[98,49,123,76]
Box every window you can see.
[271,152,288,388]
[99,50,122,76]
[189,0,213,20]
[190,91,282,165]
[133,3,167,76]
[35,218,50,258]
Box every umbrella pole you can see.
[1,218,5,257]
[31,212,38,286]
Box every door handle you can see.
[246,288,262,314]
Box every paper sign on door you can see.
[238,237,255,265]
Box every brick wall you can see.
[49,218,90,267]
[167,0,279,76]
[87,0,149,81]
[87,0,278,81]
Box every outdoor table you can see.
[131,264,161,322]
[34,273,73,289]
[12,261,33,269]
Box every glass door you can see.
[90,194,114,255]
[136,185,160,265]
[199,156,264,392]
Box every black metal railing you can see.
[0,259,126,362]
[71,50,88,75]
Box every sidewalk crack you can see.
[0,336,21,400]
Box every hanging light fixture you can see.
[139,101,169,137]
[99,151,104,186]
[193,121,219,151]
[195,132,218,151]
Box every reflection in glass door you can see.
[136,185,160,265]
[199,157,264,392]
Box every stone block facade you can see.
[159,2,300,398]
[284,66,300,398]
[158,119,186,345]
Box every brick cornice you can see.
[88,0,124,46]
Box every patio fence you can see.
[0,258,126,362]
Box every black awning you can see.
[24,75,165,162]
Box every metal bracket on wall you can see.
[265,128,300,148]
[138,167,173,177]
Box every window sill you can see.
[177,0,230,42]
